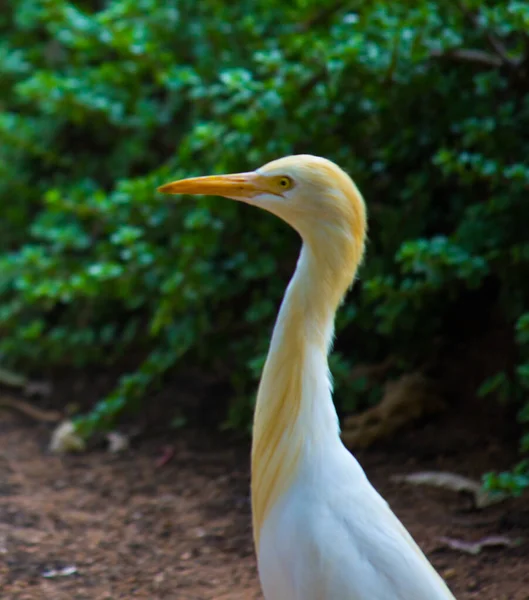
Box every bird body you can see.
[159,155,456,599]
[259,445,452,599]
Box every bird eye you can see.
[277,176,293,190]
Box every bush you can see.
[1,1,528,491]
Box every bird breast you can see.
[256,442,455,600]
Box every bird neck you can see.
[251,237,362,549]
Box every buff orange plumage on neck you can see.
[158,155,456,600]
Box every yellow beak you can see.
[157,171,272,200]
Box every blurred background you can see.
[1,1,528,598]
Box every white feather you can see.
[257,344,455,599]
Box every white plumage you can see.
[257,248,455,599]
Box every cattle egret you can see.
[158,155,456,599]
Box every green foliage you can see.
[484,459,529,498]
[1,1,529,490]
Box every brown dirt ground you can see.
[1,391,529,600]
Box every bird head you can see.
[158,154,366,268]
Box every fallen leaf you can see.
[24,381,52,397]
[442,568,457,579]
[0,395,61,423]
[42,565,78,578]
[0,366,52,397]
[437,535,522,555]
[106,431,129,453]
[49,420,86,453]
[391,471,508,508]
[342,373,445,449]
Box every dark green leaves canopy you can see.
[1,0,528,491]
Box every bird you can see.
[158,154,456,599]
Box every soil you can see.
[1,383,529,600]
